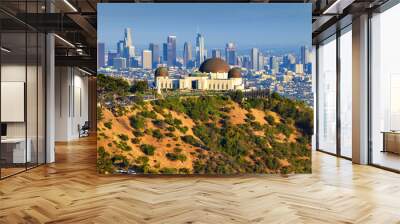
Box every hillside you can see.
[97,92,313,175]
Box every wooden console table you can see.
[382,131,400,154]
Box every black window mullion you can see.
[25,0,28,171]
[336,28,341,157]
[36,0,39,167]
[316,45,320,151]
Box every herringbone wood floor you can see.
[1,136,400,224]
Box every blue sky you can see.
[98,3,311,51]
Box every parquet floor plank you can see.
[0,136,399,223]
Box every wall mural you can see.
[97,3,313,175]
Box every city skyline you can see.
[98,3,311,50]
[99,28,312,71]
[98,3,313,107]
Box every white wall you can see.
[54,67,89,141]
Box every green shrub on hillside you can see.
[165,132,175,138]
[129,116,145,129]
[229,90,244,103]
[152,119,166,128]
[159,167,178,174]
[133,130,144,137]
[277,123,293,137]
[139,110,157,119]
[181,135,203,148]
[152,129,164,140]
[246,113,256,121]
[118,134,129,141]
[104,121,112,129]
[166,151,187,162]
[131,138,140,144]
[97,146,113,174]
[265,115,275,125]
[178,168,190,174]
[166,126,176,132]
[111,154,129,168]
[177,126,188,134]
[114,141,132,151]
[140,144,156,156]
[97,106,104,121]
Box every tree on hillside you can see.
[129,116,145,129]
[130,80,149,93]
[140,144,156,155]
[229,90,244,103]
[97,74,130,102]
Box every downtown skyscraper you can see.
[225,42,236,65]
[123,28,135,59]
[212,49,222,58]
[251,48,259,70]
[196,33,205,66]
[258,52,264,71]
[300,45,309,65]
[167,36,177,67]
[97,42,105,68]
[124,28,133,47]
[183,42,192,68]
[163,43,168,63]
[142,50,152,70]
[149,43,160,68]
[117,40,124,56]
[269,56,280,74]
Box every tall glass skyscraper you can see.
[117,40,124,57]
[183,42,192,67]
[269,56,279,74]
[300,45,309,65]
[196,33,205,66]
[163,43,168,63]
[225,42,236,65]
[123,28,135,59]
[167,36,177,67]
[258,52,264,71]
[251,48,259,70]
[124,28,133,47]
[212,49,222,58]
[97,42,105,68]
[149,43,160,68]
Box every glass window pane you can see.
[0,1,46,179]
[1,31,27,177]
[340,28,352,158]
[371,4,400,171]
[318,35,337,154]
